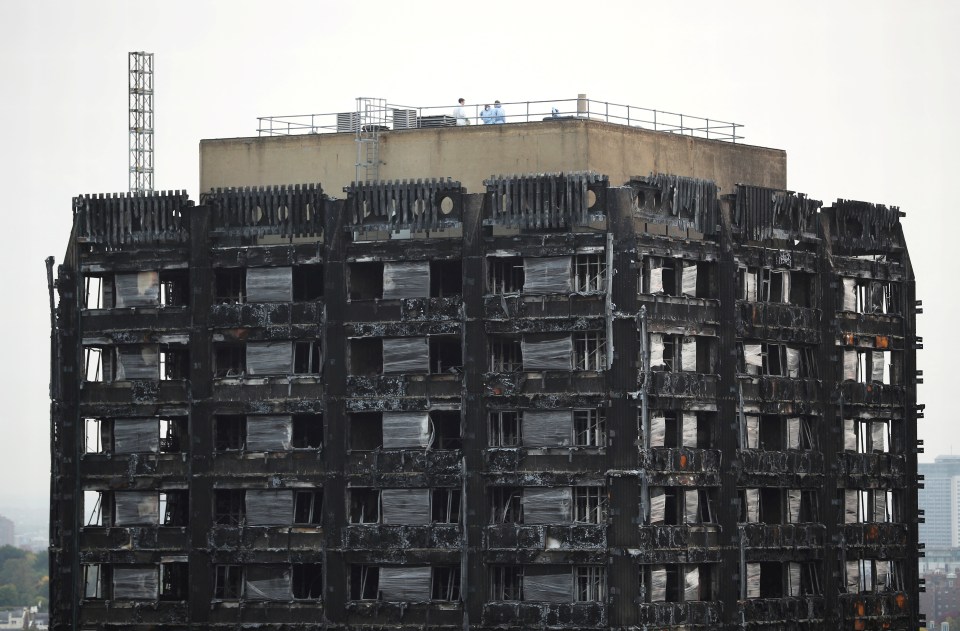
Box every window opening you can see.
[574,332,606,371]
[574,253,606,293]
[213,345,245,378]
[349,488,380,524]
[350,565,379,600]
[83,274,110,309]
[214,268,246,304]
[214,490,245,526]
[292,564,324,599]
[574,408,606,447]
[83,564,110,599]
[430,336,463,374]
[159,270,189,307]
[294,340,322,374]
[431,410,462,449]
[215,415,246,451]
[348,262,384,300]
[490,566,523,600]
[292,414,323,449]
[573,487,608,524]
[489,336,522,372]
[489,487,523,524]
[293,264,324,301]
[159,417,186,452]
[160,562,189,600]
[214,565,242,599]
[432,489,461,523]
[348,338,383,375]
[487,256,524,294]
[489,411,522,447]
[575,566,607,601]
[294,490,324,525]
[431,566,461,601]
[160,491,188,526]
[84,418,109,454]
[350,413,383,450]
[430,260,462,297]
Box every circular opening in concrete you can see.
[587,190,597,209]
[440,196,454,214]
[254,206,264,223]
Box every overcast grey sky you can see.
[0,0,956,511]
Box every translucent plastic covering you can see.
[681,337,696,372]
[523,567,571,602]
[379,566,431,600]
[382,412,432,448]
[113,567,159,599]
[116,346,159,380]
[381,489,431,524]
[745,488,759,523]
[114,272,159,307]
[246,267,293,303]
[247,341,293,375]
[522,487,572,524]
[649,266,664,294]
[745,415,759,449]
[874,490,887,521]
[649,333,664,369]
[780,271,792,303]
[650,566,667,601]
[522,335,573,371]
[746,563,761,599]
[383,262,430,299]
[786,347,800,378]
[681,263,697,297]
[246,415,293,451]
[684,566,699,601]
[787,489,801,523]
[245,565,291,600]
[114,492,159,525]
[787,418,801,450]
[846,561,860,592]
[650,416,666,448]
[788,562,801,597]
[684,489,699,524]
[245,490,293,525]
[649,487,666,524]
[743,344,762,369]
[871,422,885,452]
[844,489,858,523]
[745,271,757,302]
[524,257,572,295]
[843,419,857,451]
[843,350,857,381]
[382,337,429,374]
[842,278,857,312]
[871,351,886,383]
[522,410,571,447]
[681,413,697,447]
[113,419,159,453]
[875,560,890,588]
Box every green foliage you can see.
[0,547,47,606]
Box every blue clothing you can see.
[480,108,495,124]
[492,106,506,124]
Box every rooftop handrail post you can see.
[680,113,685,135]
[627,105,631,127]
[654,109,657,131]
[526,100,529,123]
[605,101,609,123]
[707,118,710,140]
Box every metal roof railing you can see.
[256,97,744,143]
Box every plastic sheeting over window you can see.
[522,335,573,371]
[245,490,293,525]
[788,562,801,597]
[649,266,665,294]
[522,410,571,447]
[116,346,159,380]
[383,262,430,299]
[684,566,699,601]
[649,334,664,368]
[787,418,801,450]
[871,351,887,383]
[744,415,759,449]
[522,487,572,524]
[874,490,888,522]
[524,567,572,602]
[684,490,699,524]
[382,412,432,448]
[681,413,697,447]
[114,492,159,525]
[743,344,762,370]
[650,416,666,448]
[681,337,696,371]
[113,567,158,599]
[787,489,802,523]
[843,419,857,451]
[246,416,292,451]
[245,565,291,600]
[842,278,857,312]
[247,341,293,375]
[114,419,159,453]
[650,566,667,601]
[844,489,858,524]
[382,337,429,374]
[744,489,759,523]
[843,350,857,381]
[681,263,697,297]
[246,267,293,303]
[846,561,860,593]
[649,488,666,524]
[785,347,800,378]
[746,563,761,599]
[379,566,431,601]
[115,272,159,308]
[381,489,431,525]
[523,257,572,295]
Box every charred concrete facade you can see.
[49,122,920,630]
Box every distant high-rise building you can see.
[0,515,13,547]
[920,456,960,548]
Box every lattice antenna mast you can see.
[128,52,154,193]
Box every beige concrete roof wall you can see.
[199,119,786,197]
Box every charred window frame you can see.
[845,348,900,385]
[574,408,606,447]
[349,488,381,524]
[83,273,112,309]
[574,253,606,293]
[842,278,901,315]
[739,342,816,378]
[214,565,242,599]
[573,486,608,524]
[575,566,607,602]
[490,565,523,601]
[432,488,461,524]
[431,566,461,601]
[487,256,524,294]
[430,336,463,374]
[83,346,111,382]
[213,344,245,378]
[349,412,383,451]
[294,490,324,525]
[214,268,246,304]
[292,564,324,599]
[853,419,891,454]
[159,346,189,380]
[643,257,677,295]
[646,486,715,525]
[83,564,111,599]
[348,262,384,300]
[160,491,188,526]
[489,410,522,447]
[84,418,111,454]
[759,268,791,303]
[348,337,383,375]
[292,264,324,301]
[430,260,462,297]
[431,410,462,449]
[350,565,379,600]
[292,414,323,449]
[160,562,189,600]
[84,490,110,527]
[574,333,606,371]
[294,340,322,375]
[215,415,246,451]
[489,336,522,372]
[214,490,245,526]
[489,487,523,524]
[641,564,706,602]
[159,417,186,453]
[159,270,190,307]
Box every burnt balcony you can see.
[634,525,722,561]
[739,377,820,405]
[483,294,606,320]
[344,601,462,626]
[210,301,322,328]
[646,372,718,400]
[838,381,906,407]
[80,452,189,483]
[636,601,722,627]
[485,524,607,552]
[80,307,190,334]
[79,526,189,552]
[79,601,189,626]
[346,449,463,486]
[637,295,720,331]
[346,296,463,323]
[484,371,606,398]
[342,524,462,550]
[481,601,606,628]
[80,380,187,405]
[737,596,825,624]
[739,524,826,555]
[736,301,820,344]
[208,526,325,551]
[841,523,909,550]
[836,311,904,339]
[837,452,907,486]
[737,450,824,486]
[211,451,325,477]
[837,592,912,625]
[346,374,462,398]
[640,448,721,486]
[484,449,607,473]
[206,601,326,625]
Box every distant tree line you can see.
[0,546,48,607]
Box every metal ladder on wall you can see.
[355,97,386,184]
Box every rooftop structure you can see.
[49,98,921,630]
